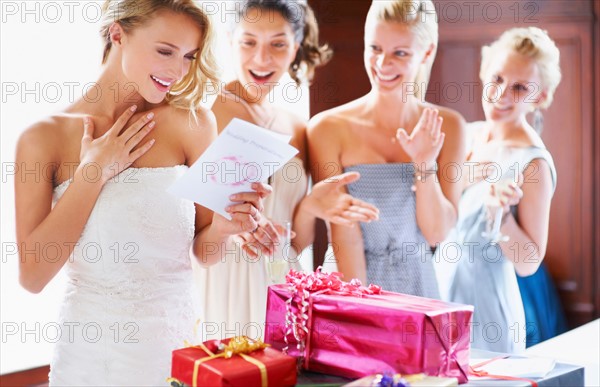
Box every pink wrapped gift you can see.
[264,268,473,384]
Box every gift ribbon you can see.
[469,356,539,387]
[191,337,269,387]
[282,267,382,364]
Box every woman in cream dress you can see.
[197,0,379,339]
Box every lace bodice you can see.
[49,166,196,386]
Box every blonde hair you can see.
[480,27,561,109]
[366,0,438,99]
[100,0,220,116]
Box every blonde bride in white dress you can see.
[197,0,379,340]
[15,1,272,385]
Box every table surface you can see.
[296,348,586,387]
[525,318,599,386]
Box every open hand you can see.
[305,172,379,227]
[80,105,155,183]
[396,108,445,167]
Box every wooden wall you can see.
[309,0,599,328]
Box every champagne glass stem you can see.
[491,207,503,236]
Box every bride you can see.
[14,1,271,385]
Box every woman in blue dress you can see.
[447,27,562,353]
[517,263,567,347]
[308,0,467,298]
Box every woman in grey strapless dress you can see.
[308,0,466,298]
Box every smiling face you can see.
[116,10,202,104]
[481,50,547,124]
[231,7,299,100]
[364,20,431,95]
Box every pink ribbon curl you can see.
[282,267,381,359]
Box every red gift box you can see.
[264,269,473,384]
[171,337,297,386]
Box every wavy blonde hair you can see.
[480,27,561,109]
[100,0,220,117]
[366,0,438,100]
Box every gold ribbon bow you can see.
[222,336,269,358]
[192,336,270,387]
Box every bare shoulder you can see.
[524,156,554,185]
[212,92,247,114]
[163,105,217,164]
[16,115,69,162]
[157,104,216,137]
[308,101,361,138]
[191,105,217,134]
[15,114,80,186]
[211,93,253,131]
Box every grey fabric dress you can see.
[448,146,557,353]
[344,163,440,299]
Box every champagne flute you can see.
[266,221,291,284]
[482,193,510,243]
[482,146,518,243]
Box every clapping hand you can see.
[396,108,445,167]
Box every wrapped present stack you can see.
[170,336,297,386]
[264,268,474,384]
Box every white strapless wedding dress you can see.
[49,166,196,386]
